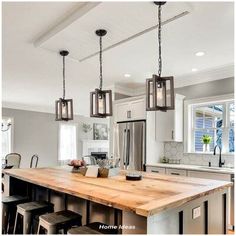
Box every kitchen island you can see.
[4,166,232,234]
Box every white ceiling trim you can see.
[34,2,101,47]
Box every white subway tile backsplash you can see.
[164,142,234,167]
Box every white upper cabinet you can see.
[114,97,146,122]
[154,94,185,142]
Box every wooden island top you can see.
[4,166,232,217]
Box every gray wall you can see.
[175,77,234,99]
[2,108,109,168]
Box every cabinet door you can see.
[166,168,187,176]
[114,102,130,122]
[130,99,145,120]
[146,166,166,174]
[156,110,174,142]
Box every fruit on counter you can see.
[70,159,86,167]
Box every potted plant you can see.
[201,134,212,152]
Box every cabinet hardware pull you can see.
[172,130,174,140]
[171,172,180,175]
[127,110,131,119]
[151,170,159,173]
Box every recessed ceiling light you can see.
[124,74,131,78]
[195,51,205,57]
[192,68,198,72]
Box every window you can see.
[185,95,234,154]
[58,124,77,161]
[1,117,13,158]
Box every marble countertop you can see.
[146,163,234,175]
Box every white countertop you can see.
[146,163,234,175]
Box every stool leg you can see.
[2,203,9,234]
[13,212,19,234]
[23,212,32,234]
[37,221,41,235]
[47,226,57,234]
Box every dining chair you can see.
[30,154,39,168]
[5,153,21,169]
[82,156,97,165]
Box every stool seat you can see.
[67,222,118,234]
[39,210,82,226]
[2,195,28,204]
[17,201,53,213]
[37,210,82,234]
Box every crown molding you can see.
[174,63,234,88]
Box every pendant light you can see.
[90,29,113,118]
[146,2,175,112]
[55,50,74,121]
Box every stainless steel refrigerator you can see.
[114,120,146,171]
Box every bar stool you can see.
[2,195,29,234]
[67,222,118,234]
[37,210,82,234]
[13,201,54,234]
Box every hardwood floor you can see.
[228,230,234,234]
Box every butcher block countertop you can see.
[4,166,232,217]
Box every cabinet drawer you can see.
[146,166,166,174]
[166,168,187,176]
[187,170,232,181]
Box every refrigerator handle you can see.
[123,129,127,168]
[126,129,130,167]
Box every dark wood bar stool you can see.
[2,195,29,234]
[13,201,54,234]
[67,222,118,234]
[37,210,82,234]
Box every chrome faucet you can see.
[213,145,225,167]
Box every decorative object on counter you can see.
[90,29,112,118]
[161,156,169,163]
[55,50,73,121]
[126,172,142,181]
[93,123,108,140]
[146,1,175,112]
[98,167,120,178]
[68,159,86,173]
[1,118,12,132]
[168,159,181,164]
[201,134,212,152]
[85,166,99,177]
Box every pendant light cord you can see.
[99,35,103,90]
[63,55,66,99]
[158,4,162,77]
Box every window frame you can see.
[184,94,234,154]
[1,116,14,158]
[58,122,78,162]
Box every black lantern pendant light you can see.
[90,29,112,118]
[146,2,175,112]
[55,50,73,121]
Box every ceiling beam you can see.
[33,2,101,47]
[79,10,190,62]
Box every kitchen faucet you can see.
[213,145,225,167]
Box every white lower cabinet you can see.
[166,168,187,176]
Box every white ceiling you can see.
[2,1,234,116]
